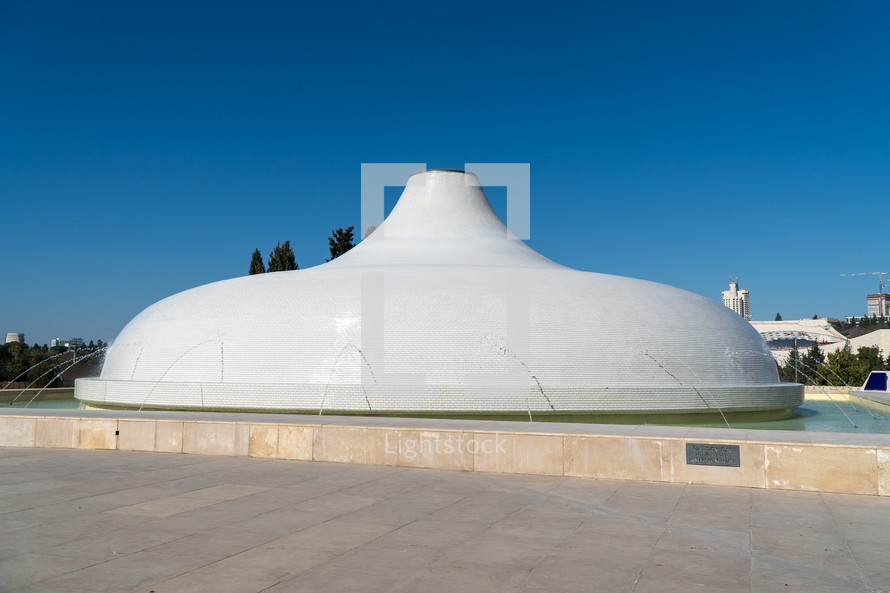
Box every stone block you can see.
[663,440,765,489]
[34,417,77,448]
[765,445,878,495]
[117,419,156,451]
[0,416,36,447]
[313,425,368,464]
[236,423,250,456]
[155,421,183,453]
[183,421,238,456]
[366,427,399,466]
[878,449,890,497]
[278,425,313,460]
[249,424,279,458]
[395,429,474,471]
[78,419,117,450]
[564,435,664,481]
[473,432,564,476]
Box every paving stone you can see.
[3,447,890,593]
[264,566,413,593]
[290,492,381,515]
[750,550,870,592]
[271,519,397,553]
[148,567,279,593]
[384,517,489,548]
[316,539,446,576]
[844,541,890,591]
[526,548,644,593]
[336,493,465,526]
[227,506,335,537]
[0,553,100,590]
[408,558,534,593]
[41,549,217,592]
[633,562,752,592]
[142,522,282,559]
[44,524,188,561]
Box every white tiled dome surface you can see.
[76,170,802,414]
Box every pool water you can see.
[4,395,889,434]
[695,400,890,434]
[6,400,84,409]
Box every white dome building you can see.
[76,169,802,420]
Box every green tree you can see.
[0,342,64,387]
[801,341,826,385]
[267,241,298,272]
[820,345,888,387]
[824,343,861,386]
[327,226,355,261]
[856,346,886,372]
[780,346,802,383]
[249,248,265,275]
[775,313,782,321]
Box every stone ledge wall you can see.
[1,414,887,497]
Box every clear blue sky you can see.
[2,1,888,346]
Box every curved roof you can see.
[76,170,801,416]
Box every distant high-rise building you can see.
[867,293,890,318]
[51,337,85,348]
[5,333,24,344]
[722,276,750,320]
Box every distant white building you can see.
[52,338,85,348]
[722,276,750,320]
[5,333,24,344]
[750,318,846,363]
[867,293,890,319]
[822,329,890,360]
[751,318,890,366]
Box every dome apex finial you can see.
[409,168,474,178]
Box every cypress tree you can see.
[249,248,265,275]
[267,241,298,272]
[781,346,801,383]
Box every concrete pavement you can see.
[1,447,888,592]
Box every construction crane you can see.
[840,272,890,294]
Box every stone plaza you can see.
[2,446,889,592]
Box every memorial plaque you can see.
[685,443,740,467]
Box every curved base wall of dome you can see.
[76,377,803,417]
